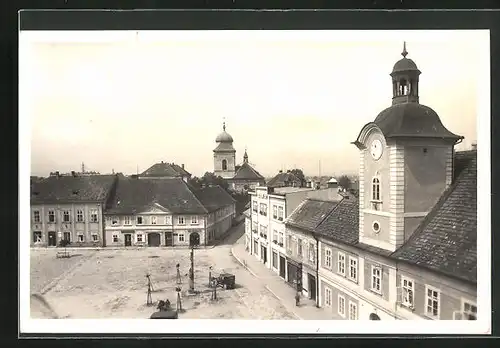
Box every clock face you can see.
[370,139,383,160]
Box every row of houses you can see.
[30,162,236,248]
[244,44,477,320]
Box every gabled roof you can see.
[192,185,236,213]
[140,162,190,178]
[106,177,207,215]
[231,162,265,181]
[267,171,302,188]
[285,199,339,233]
[31,175,117,204]
[391,150,477,283]
[315,196,359,245]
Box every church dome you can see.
[215,122,233,143]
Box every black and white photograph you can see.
[19,25,490,334]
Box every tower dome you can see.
[215,122,234,143]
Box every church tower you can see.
[213,122,236,179]
[352,43,463,252]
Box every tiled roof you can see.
[267,172,302,188]
[31,175,117,204]
[192,185,236,213]
[391,150,477,283]
[286,199,339,233]
[315,196,359,245]
[106,177,207,215]
[231,162,265,181]
[140,162,190,178]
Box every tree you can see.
[188,172,230,193]
[290,169,306,187]
[337,175,352,190]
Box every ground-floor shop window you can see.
[33,231,42,244]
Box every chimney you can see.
[182,164,185,169]
[279,170,283,174]
[471,143,477,150]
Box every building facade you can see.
[279,44,477,321]
[104,175,236,248]
[228,150,266,192]
[30,173,118,247]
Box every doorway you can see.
[369,313,381,320]
[308,273,316,301]
[165,232,173,246]
[189,232,200,247]
[279,256,286,279]
[124,234,132,247]
[48,232,56,246]
[148,233,161,247]
[261,245,267,264]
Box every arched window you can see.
[372,177,381,201]
[222,159,227,170]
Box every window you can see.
[252,221,258,233]
[178,216,185,225]
[337,252,346,275]
[137,216,143,225]
[191,216,198,224]
[325,248,332,269]
[401,277,414,308]
[222,159,227,170]
[287,235,292,251]
[63,211,70,222]
[124,216,131,225]
[338,295,346,317]
[33,211,40,223]
[90,209,98,223]
[76,210,84,222]
[254,240,259,255]
[178,233,185,242]
[272,230,278,243]
[77,234,84,242]
[48,210,55,223]
[33,231,42,243]
[372,177,381,201]
[325,287,332,307]
[297,238,303,256]
[92,234,98,242]
[463,301,477,320]
[137,234,143,243]
[112,234,118,243]
[259,225,267,238]
[273,205,278,219]
[259,203,267,216]
[278,206,284,221]
[371,266,382,294]
[349,257,358,282]
[252,201,258,212]
[165,216,171,225]
[272,251,278,269]
[309,242,315,262]
[111,217,119,226]
[349,301,358,320]
[425,286,440,319]
[278,232,284,246]
[63,232,71,242]
[151,216,157,225]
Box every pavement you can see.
[231,236,335,320]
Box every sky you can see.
[21,30,487,178]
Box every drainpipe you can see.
[314,234,320,308]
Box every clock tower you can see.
[352,43,463,252]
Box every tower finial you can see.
[402,41,408,58]
[222,117,226,132]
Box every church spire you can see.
[243,147,248,163]
[401,41,408,58]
